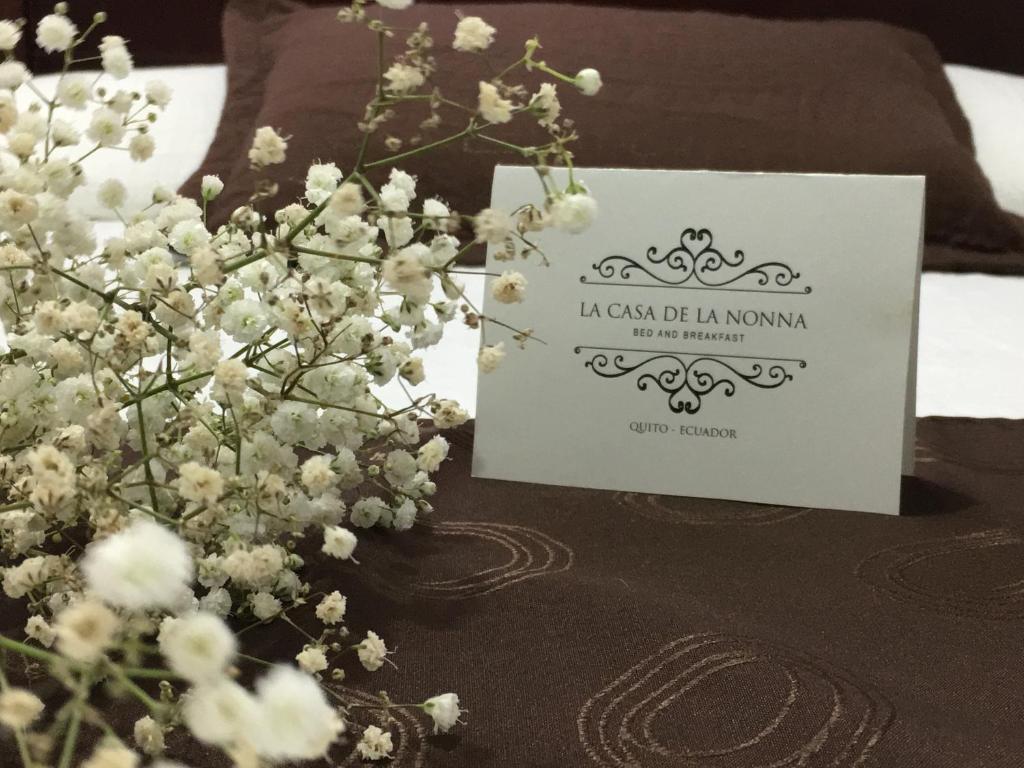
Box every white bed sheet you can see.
[84,63,1023,420]
[14,65,227,219]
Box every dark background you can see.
[4,0,1024,75]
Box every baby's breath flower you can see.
[417,436,449,472]
[315,591,347,625]
[25,615,56,647]
[453,16,495,52]
[384,62,425,94]
[145,80,173,107]
[221,299,269,343]
[491,270,528,304]
[159,612,236,683]
[36,13,77,53]
[432,399,470,429]
[57,76,90,109]
[81,741,140,768]
[0,8,599,761]
[350,497,387,528]
[201,174,224,200]
[128,132,155,161]
[305,162,342,205]
[382,247,434,304]
[478,342,506,373]
[550,191,598,233]
[0,20,22,51]
[327,181,365,217]
[473,207,512,244]
[477,81,514,124]
[357,631,390,671]
[0,688,44,729]
[575,67,603,96]
[55,599,121,663]
[250,666,345,759]
[248,126,288,167]
[213,358,249,402]
[133,715,165,756]
[183,679,261,749]
[423,693,462,734]
[81,519,194,611]
[176,462,224,506]
[296,645,328,674]
[250,591,282,620]
[530,82,561,127]
[357,725,394,760]
[97,178,127,210]
[100,35,133,79]
[87,107,126,146]
[301,456,336,496]
[0,61,28,90]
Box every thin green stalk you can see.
[363,127,472,169]
[109,666,164,716]
[283,394,396,424]
[290,245,381,266]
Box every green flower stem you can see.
[281,615,318,645]
[282,394,397,424]
[48,267,175,343]
[109,665,165,716]
[221,249,269,274]
[443,240,482,270]
[351,27,388,173]
[119,666,182,680]
[0,635,179,682]
[289,245,382,266]
[56,694,83,768]
[103,491,178,526]
[530,60,579,86]
[118,369,214,411]
[482,314,546,345]
[134,398,162,515]
[0,634,61,665]
[474,133,533,156]
[238,652,272,668]
[363,127,473,169]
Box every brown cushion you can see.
[18,1,1024,76]
[181,1,1024,270]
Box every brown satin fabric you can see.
[179,2,1024,271]
[3,416,1024,766]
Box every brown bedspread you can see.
[333,417,1024,766]
[925,242,1024,274]
[3,416,1023,765]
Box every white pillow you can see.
[945,63,1024,219]
[11,64,226,221]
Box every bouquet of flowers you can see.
[0,1,599,765]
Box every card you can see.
[472,168,924,516]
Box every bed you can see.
[5,3,1024,767]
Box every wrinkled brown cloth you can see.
[5,417,1024,765]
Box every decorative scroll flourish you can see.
[575,347,804,414]
[582,227,811,293]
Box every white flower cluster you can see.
[0,1,588,764]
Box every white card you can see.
[472,167,924,516]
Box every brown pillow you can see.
[181,1,1024,270]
